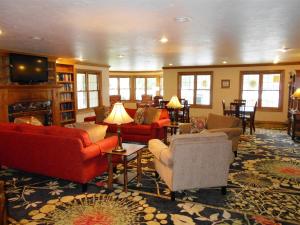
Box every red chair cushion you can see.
[121,124,152,135]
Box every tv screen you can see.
[9,53,48,83]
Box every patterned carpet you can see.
[1,128,300,225]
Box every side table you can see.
[163,124,179,144]
[105,143,145,192]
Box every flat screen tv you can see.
[9,53,48,83]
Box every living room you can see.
[1,1,300,224]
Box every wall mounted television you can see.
[9,53,48,84]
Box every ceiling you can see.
[0,0,300,71]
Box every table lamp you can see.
[292,88,300,111]
[104,102,133,152]
[166,96,183,124]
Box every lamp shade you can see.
[292,88,300,99]
[104,102,133,125]
[166,96,183,109]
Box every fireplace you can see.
[8,100,52,125]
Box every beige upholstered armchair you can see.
[179,113,242,156]
[149,132,233,200]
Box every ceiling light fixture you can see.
[169,63,173,66]
[118,54,124,58]
[0,29,3,35]
[76,57,85,62]
[31,36,42,41]
[160,36,168,43]
[273,56,280,64]
[174,16,192,23]
[276,47,291,53]
[222,61,227,64]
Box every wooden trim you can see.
[240,70,284,111]
[178,71,213,108]
[163,61,300,70]
[110,70,162,73]
[75,61,110,68]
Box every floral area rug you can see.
[1,128,300,225]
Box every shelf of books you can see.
[56,63,76,125]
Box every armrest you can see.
[96,136,119,155]
[148,139,173,166]
[84,116,96,122]
[208,128,242,140]
[151,119,171,128]
[81,144,101,161]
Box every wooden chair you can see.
[222,100,226,115]
[153,96,163,107]
[109,95,121,106]
[243,102,257,134]
[137,95,153,108]
[178,99,190,122]
[234,99,246,104]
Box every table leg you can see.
[123,156,128,192]
[137,150,142,186]
[107,154,113,190]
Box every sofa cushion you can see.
[121,124,152,135]
[0,122,18,131]
[125,108,137,118]
[94,106,111,123]
[144,107,161,124]
[17,123,45,134]
[134,108,145,124]
[66,123,108,143]
[45,126,92,147]
[206,113,240,129]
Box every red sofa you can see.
[84,108,170,143]
[0,123,119,187]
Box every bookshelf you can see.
[56,63,76,125]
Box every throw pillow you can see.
[134,108,145,124]
[71,122,108,143]
[190,116,207,133]
[94,106,111,123]
[144,107,161,124]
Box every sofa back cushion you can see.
[45,126,92,147]
[0,122,18,131]
[16,123,45,134]
[206,113,240,129]
[159,109,169,120]
[125,108,137,119]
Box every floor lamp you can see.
[104,102,133,152]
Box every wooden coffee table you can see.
[106,143,145,192]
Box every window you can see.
[178,72,213,107]
[76,71,100,110]
[109,77,130,100]
[135,77,158,100]
[240,71,283,110]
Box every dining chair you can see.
[109,95,121,106]
[234,99,246,104]
[243,101,257,134]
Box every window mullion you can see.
[258,73,263,108]
[194,75,197,105]
[86,73,90,108]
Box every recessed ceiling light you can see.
[169,63,173,66]
[273,56,280,64]
[222,61,227,64]
[76,57,85,62]
[0,29,3,35]
[160,36,168,43]
[174,16,192,23]
[276,47,291,53]
[31,36,43,41]
[118,54,124,58]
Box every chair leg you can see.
[170,191,176,201]
[81,183,88,192]
[154,171,159,179]
[221,186,227,195]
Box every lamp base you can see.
[113,146,126,153]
